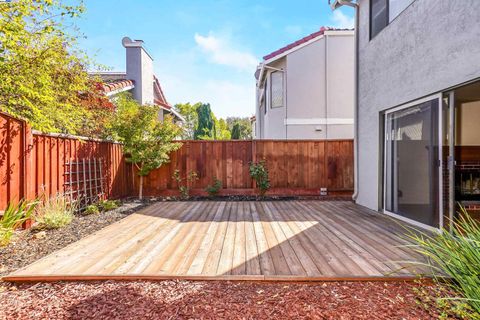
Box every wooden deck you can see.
[4,201,431,282]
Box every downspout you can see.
[334,0,359,201]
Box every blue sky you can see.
[77,0,354,118]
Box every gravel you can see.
[0,280,445,319]
[0,200,151,276]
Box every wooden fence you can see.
[134,140,354,197]
[0,112,131,210]
[1,111,353,210]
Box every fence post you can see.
[23,122,36,201]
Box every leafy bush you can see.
[206,178,222,197]
[407,207,480,318]
[249,160,270,196]
[98,199,120,212]
[83,204,100,215]
[35,195,74,230]
[173,170,199,199]
[0,200,37,246]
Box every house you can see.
[331,0,480,230]
[254,27,354,139]
[89,37,184,123]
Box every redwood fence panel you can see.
[0,112,131,210]
[1,112,353,210]
[134,140,354,197]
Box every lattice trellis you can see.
[64,158,105,211]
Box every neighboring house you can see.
[332,0,480,230]
[254,27,354,139]
[90,37,184,123]
[250,116,256,139]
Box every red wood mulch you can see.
[0,280,444,319]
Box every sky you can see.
[76,0,355,119]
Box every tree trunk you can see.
[139,175,143,200]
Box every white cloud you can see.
[194,32,259,72]
[331,10,355,29]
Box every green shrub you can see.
[35,195,74,229]
[98,199,120,212]
[0,200,37,246]
[407,207,480,318]
[205,178,222,197]
[173,169,199,199]
[83,204,100,215]
[249,160,270,196]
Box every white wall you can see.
[256,31,354,140]
[456,101,480,146]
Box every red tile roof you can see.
[100,79,135,94]
[153,76,171,110]
[263,27,351,61]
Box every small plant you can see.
[98,199,120,212]
[0,200,37,246]
[173,169,199,199]
[407,206,480,317]
[35,194,74,230]
[83,204,100,215]
[249,160,270,196]
[205,177,222,197]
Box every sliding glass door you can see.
[384,96,443,229]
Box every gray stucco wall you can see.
[356,0,480,210]
[256,32,354,139]
[126,46,154,105]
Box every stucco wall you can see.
[126,47,154,105]
[356,0,480,210]
[256,32,354,139]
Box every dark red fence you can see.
[0,112,131,210]
[1,111,353,210]
[134,140,354,197]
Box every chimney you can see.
[122,37,154,105]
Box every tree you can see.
[77,81,116,138]
[215,117,231,140]
[194,103,216,140]
[226,117,253,140]
[174,102,200,140]
[231,122,241,140]
[0,0,95,134]
[108,94,182,199]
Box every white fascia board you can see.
[161,106,185,122]
[105,85,135,97]
[324,30,354,36]
[284,118,354,125]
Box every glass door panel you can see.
[385,98,440,227]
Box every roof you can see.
[262,27,352,61]
[101,79,135,95]
[153,76,171,110]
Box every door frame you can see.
[382,93,444,232]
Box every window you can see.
[270,71,284,108]
[370,0,388,39]
[370,0,414,39]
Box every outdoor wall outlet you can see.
[320,188,328,196]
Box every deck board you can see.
[4,201,433,281]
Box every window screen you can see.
[370,0,388,39]
[270,71,284,108]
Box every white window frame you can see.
[382,93,443,232]
[270,71,284,109]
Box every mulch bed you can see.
[0,200,151,277]
[0,280,447,319]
